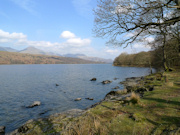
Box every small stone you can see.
[102,80,112,84]
[148,86,154,91]
[90,78,97,81]
[0,126,5,135]
[112,86,120,89]
[85,98,94,100]
[74,98,81,101]
[18,126,29,133]
[27,101,41,108]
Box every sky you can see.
[0,0,151,59]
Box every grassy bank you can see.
[11,71,180,135]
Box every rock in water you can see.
[74,98,82,101]
[90,78,97,81]
[56,84,59,86]
[102,80,112,84]
[27,101,41,108]
[85,97,94,100]
[112,86,120,89]
[0,126,5,135]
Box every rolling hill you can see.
[0,46,113,63]
[0,46,17,52]
[0,51,102,65]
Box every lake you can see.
[0,64,155,132]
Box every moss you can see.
[132,113,146,122]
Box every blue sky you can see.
[0,0,151,59]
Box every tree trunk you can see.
[162,33,169,71]
[178,27,180,56]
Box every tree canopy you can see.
[94,0,180,70]
[93,0,180,47]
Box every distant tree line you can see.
[113,37,180,69]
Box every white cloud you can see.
[114,4,134,14]
[106,49,119,54]
[0,29,92,53]
[66,38,91,47]
[0,29,27,44]
[0,29,132,59]
[60,31,76,39]
[133,43,151,50]
[145,37,154,42]
[60,31,91,47]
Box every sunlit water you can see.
[0,64,155,132]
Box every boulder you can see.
[27,101,41,108]
[102,80,112,84]
[121,77,143,86]
[106,91,117,96]
[63,109,84,117]
[147,85,154,91]
[90,78,97,81]
[146,77,154,81]
[56,84,59,86]
[106,89,128,98]
[0,126,5,135]
[126,86,135,92]
[74,98,81,101]
[85,97,94,100]
[17,125,29,133]
[112,86,120,89]
[135,87,148,93]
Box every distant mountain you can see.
[63,53,113,63]
[0,46,113,63]
[63,54,86,58]
[19,47,61,56]
[77,56,113,64]
[19,46,47,55]
[0,51,101,65]
[0,46,17,52]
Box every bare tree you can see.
[93,0,179,46]
[93,0,180,70]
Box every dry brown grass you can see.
[62,114,109,135]
[116,89,128,95]
[126,92,140,104]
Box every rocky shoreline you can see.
[4,73,160,135]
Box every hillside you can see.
[0,47,17,52]
[62,54,113,63]
[113,51,154,67]
[0,51,102,65]
[19,46,46,55]
[78,55,113,63]
[114,50,180,69]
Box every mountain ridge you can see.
[0,46,113,63]
[0,51,102,65]
[0,46,17,52]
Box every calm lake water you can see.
[0,64,155,132]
